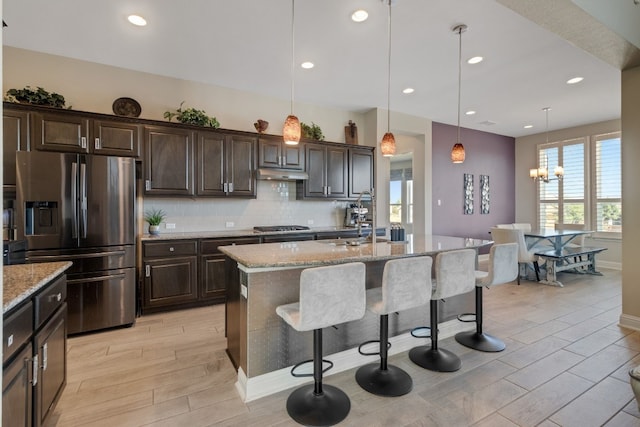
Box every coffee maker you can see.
[344,204,368,228]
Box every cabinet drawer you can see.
[34,275,67,330]
[200,237,261,255]
[144,241,198,258]
[3,301,33,364]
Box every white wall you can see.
[514,119,622,266]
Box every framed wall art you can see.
[463,173,474,215]
[480,174,490,214]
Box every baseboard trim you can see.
[598,260,621,270]
[619,313,640,332]
[234,318,475,402]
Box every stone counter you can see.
[3,261,73,314]
[139,226,379,241]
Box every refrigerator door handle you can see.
[71,161,79,239]
[80,162,88,238]
[67,273,126,285]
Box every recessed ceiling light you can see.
[566,76,584,84]
[351,9,369,22]
[301,62,314,69]
[465,110,476,115]
[467,56,483,64]
[402,88,414,94]
[127,14,147,26]
[524,124,533,129]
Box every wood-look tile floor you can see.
[47,268,640,427]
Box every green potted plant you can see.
[4,86,68,108]
[164,101,220,128]
[300,122,325,141]
[144,208,166,235]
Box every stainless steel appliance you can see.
[16,151,136,335]
[344,204,369,228]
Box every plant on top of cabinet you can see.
[4,86,69,108]
[300,121,325,141]
[164,101,220,128]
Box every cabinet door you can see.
[144,126,194,195]
[258,137,282,168]
[144,256,198,308]
[33,305,66,427]
[303,144,328,197]
[283,143,304,170]
[326,146,348,198]
[196,131,226,196]
[31,112,89,153]
[3,109,29,187]
[93,120,140,157]
[349,148,374,198]
[200,255,226,300]
[2,343,33,427]
[227,135,256,197]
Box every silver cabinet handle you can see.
[95,138,101,150]
[80,136,87,149]
[229,183,234,193]
[32,355,38,386]
[42,343,48,371]
[169,247,174,252]
[327,186,331,195]
[223,182,228,192]
[145,180,151,191]
[49,293,62,303]
[145,265,150,277]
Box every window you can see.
[389,166,413,231]
[536,132,621,238]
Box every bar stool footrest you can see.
[290,359,334,378]
[357,339,391,356]
[457,312,476,323]
[411,326,432,338]
[286,383,351,426]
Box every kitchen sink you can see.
[321,237,387,246]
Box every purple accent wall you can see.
[432,122,515,241]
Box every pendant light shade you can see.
[451,24,467,164]
[283,0,300,145]
[380,0,396,157]
[381,132,396,157]
[283,114,301,145]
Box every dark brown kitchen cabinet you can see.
[30,111,140,157]
[196,131,257,197]
[297,143,347,199]
[144,125,195,196]
[348,147,375,198]
[3,108,29,189]
[143,240,198,310]
[200,237,260,302]
[2,343,33,427]
[258,135,304,170]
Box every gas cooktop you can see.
[253,225,311,232]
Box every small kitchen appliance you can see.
[344,204,369,228]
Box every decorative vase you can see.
[630,366,640,410]
[148,225,160,236]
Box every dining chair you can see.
[512,223,532,232]
[490,227,539,284]
[554,223,587,247]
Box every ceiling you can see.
[3,0,639,138]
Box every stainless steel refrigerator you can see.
[16,151,136,335]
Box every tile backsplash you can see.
[143,181,349,233]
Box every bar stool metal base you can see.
[355,363,413,397]
[408,346,461,372]
[454,331,505,352]
[286,383,350,426]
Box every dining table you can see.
[523,228,591,252]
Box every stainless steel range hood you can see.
[257,168,308,181]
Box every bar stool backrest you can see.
[432,249,476,300]
[378,255,433,314]
[297,262,366,332]
[483,243,519,287]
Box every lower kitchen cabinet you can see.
[2,273,67,427]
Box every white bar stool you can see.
[455,243,518,352]
[355,255,433,397]
[409,249,476,372]
[276,262,366,427]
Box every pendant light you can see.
[283,0,301,145]
[380,0,396,157]
[451,24,467,164]
[529,107,564,182]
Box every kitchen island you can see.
[220,235,491,401]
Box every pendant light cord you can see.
[387,0,392,132]
[290,0,295,115]
[457,26,462,145]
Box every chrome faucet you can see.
[355,189,376,245]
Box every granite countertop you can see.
[3,261,73,314]
[219,235,492,270]
[139,226,378,241]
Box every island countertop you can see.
[3,261,73,314]
[219,234,492,270]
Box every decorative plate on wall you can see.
[112,97,142,117]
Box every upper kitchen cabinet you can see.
[297,143,347,199]
[348,146,375,198]
[144,125,194,196]
[196,131,257,197]
[30,109,141,157]
[258,134,304,170]
[3,108,29,189]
